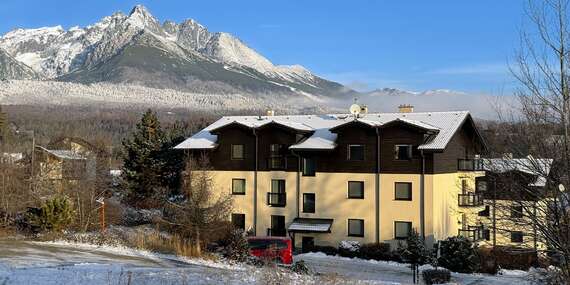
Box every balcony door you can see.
[270,215,286,237]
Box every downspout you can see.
[292,150,301,218]
[420,150,426,241]
[375,128,381,244]
[253,129,258,236]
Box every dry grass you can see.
[122,228,202,258]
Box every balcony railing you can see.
[267,192,286,207]
[458,193,484,207]
[458,158,483,171]
[267,228,287,237]
[458,225,484,241]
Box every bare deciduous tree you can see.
[488,0,570,281]
[163,155,232,256]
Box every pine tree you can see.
[122,109,167,207]
[398,229,433,284]
[437,236,479,273]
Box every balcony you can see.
[267,228,287,237]
[458,225,484,241]
[457,158,483,171]
[267,192,286,207]
[458,193,484,207]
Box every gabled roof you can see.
[174,111,481,151]
[36,146,86,160]
[482,155,553,187]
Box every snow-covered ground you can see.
[0,239,537,285]
[296,252,535,285]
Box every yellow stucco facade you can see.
[210,169,490,248]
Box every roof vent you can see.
[398,104,414,113]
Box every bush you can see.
[478,246,539,272]
[359,243,393,261]
[338,240,361,258]
[310,245,338,256]
[27,196,74,233]
[437,236,478,273]
[398,230,432,265]
[222,229,250,262]
[422,268,451,284]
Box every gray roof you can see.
[36,146,86,160]
[482,155,553,187]
[175,111,475,151]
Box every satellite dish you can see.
[350,104,361,116]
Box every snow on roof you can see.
[482,155,553,187]
[174,111,473,151]
[288,218,333,233]
[36,146,86,160]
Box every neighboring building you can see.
[175,106,487,250]
[470,156,553,251]
[1,152,23,164]
[35,137,110,192]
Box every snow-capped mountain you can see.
[0,5,350,97]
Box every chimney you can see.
[398,104,414,113]
[266,109,275,117]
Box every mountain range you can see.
[0,5,350,97]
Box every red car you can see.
[247,236,293,264]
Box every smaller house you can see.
[35,137,110,192]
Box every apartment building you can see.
[175,106,487,250]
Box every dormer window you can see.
[348,144,365,161]
[231,144,245,160]
[394,144,413,160]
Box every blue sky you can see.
[0,0,526,94]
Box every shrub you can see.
[359,243,392,261]
[310,245,338,256]
[338,240,361,258]
[291,260,311,275]
[437,236,478,273]
[398,230,432,266]
[422,268,451,284]
[27,196,74,233]
[222,229,250,262]
[478,246,539,272]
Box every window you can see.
[476,179,487,192]
[348,144,365,161]
[269,144,285,169]
[348,219,364,237]
[394,144,413,160]
[232,179,246,195]
[271,179,286,193]
[395,182,412,200]
[231,213,245,230]
[348,181,364,199]
[303,193,315,213]
[478,205,490,217]
[483,229,491,241]
[270,215,286,236]
[511,204,523,218]
[231,144,244,160]
[511,231,523,243]
[461,179,468,194]
[394,221,412,239]
[302,157,316,176]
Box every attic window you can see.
[348,144,365,161]
[394,144,413,160]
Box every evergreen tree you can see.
[398,229,432,266]
[437,236,479,273]
[122,109,177,207]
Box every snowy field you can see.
[0,239,535,284]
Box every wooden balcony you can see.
[458,192,484,207]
